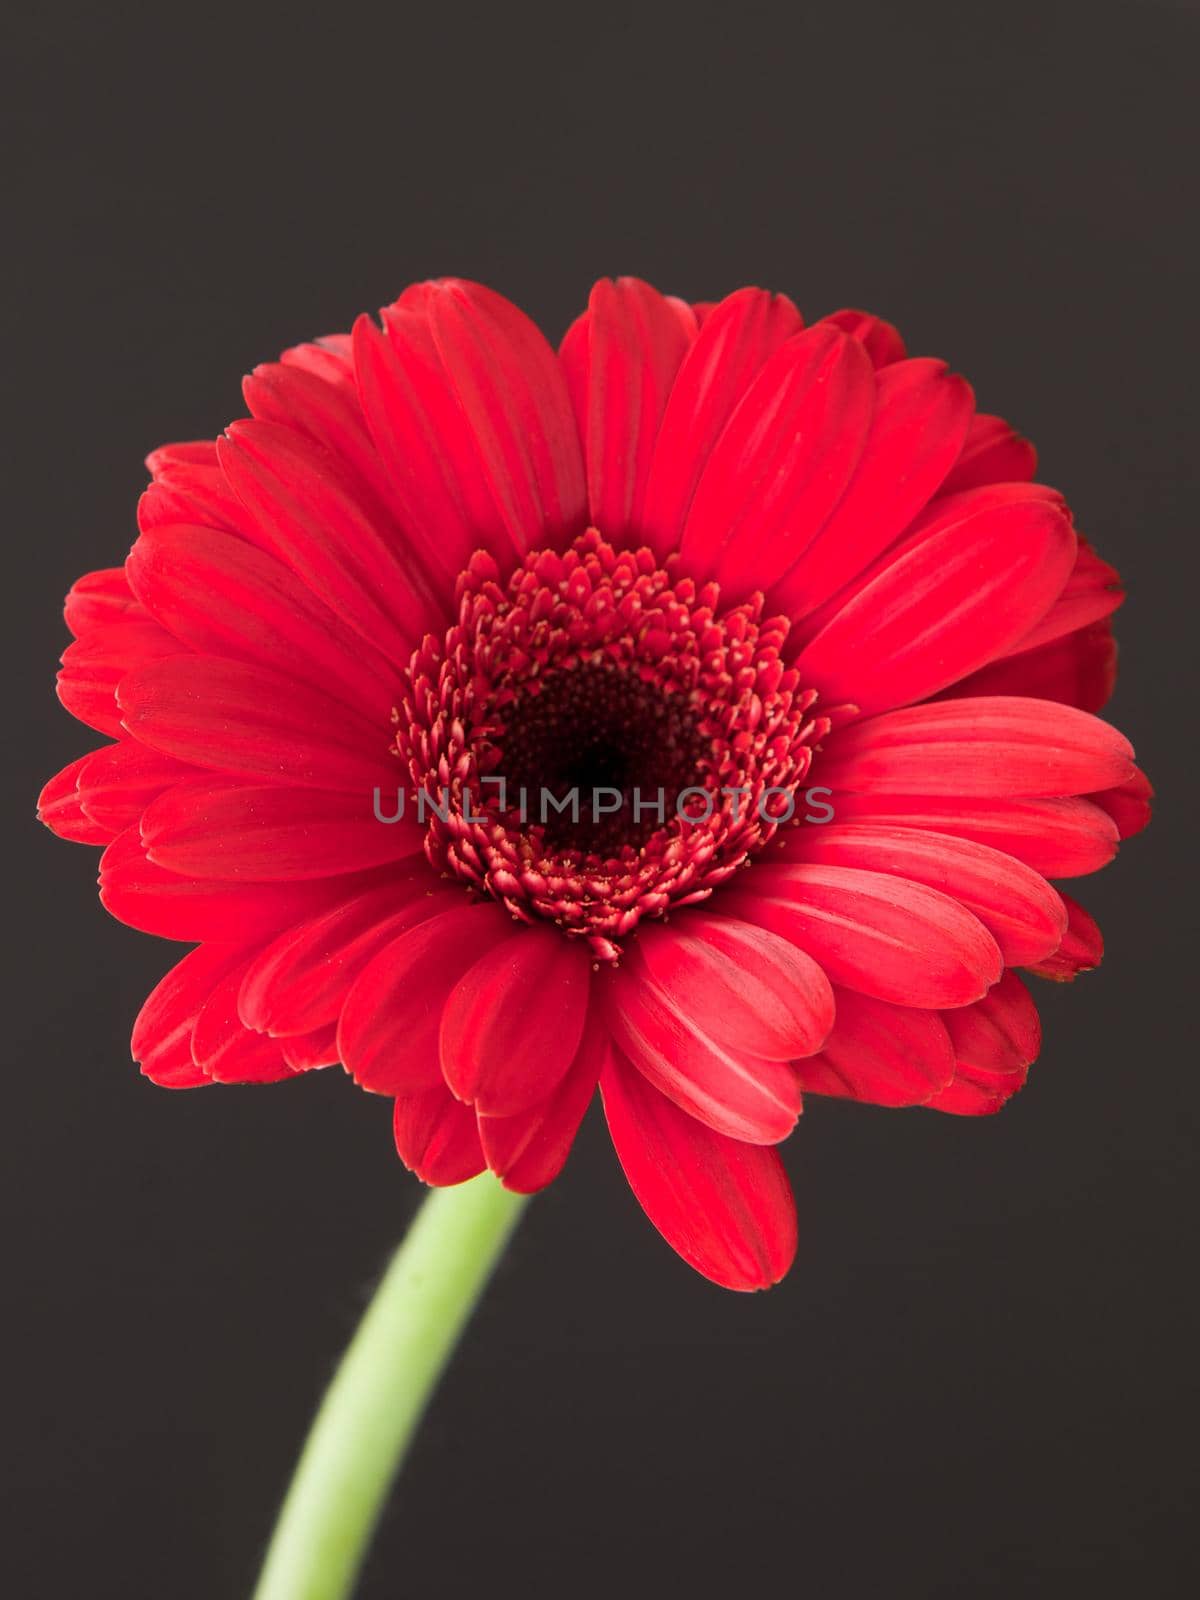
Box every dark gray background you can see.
[4,2,1197,1595]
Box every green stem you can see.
[252,1173,529,1600]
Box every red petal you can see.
[680,325,875,596]
[943,619,1117,713]
[218,419,438,661]
[280,335,355,388]
[938,412,1037,494]
[942,971,1040,1080]
[783,824,1066,966]
[795,493,1076,715]
[350,305,499,588]
[392,1085,485,1186]
[1006,537,1123,655]
[817,697,1135,798]
[1027,894,1103,981]
[58,614,178,737]
[605,950,804,1145]
[74,741,199,833]
[239,876,455,1037]
[816,308,906,367]
[600,1052,797,1291]
[139,441,252,536]
[558,310,588,431]
[37,752,115,845]
[923,1079,1008,1116]
[928,973,1041,1116]
[64,568,138,637]
[634,914,834,1059]
[790,485,1063,651]
[132,944,244,1089]
[126,523,396,724]
[1090,768,1153,840]
[439,927,592,1116]
[99,826,369,941]
[243,358,403,540]
[191,957,294,1084]
[795,987,954,1106]
[771,359,973,625]
[352,305,516,583]
[117,655,397,792]
[561,276,696,542]
[724,863,1002,1008]
[479,1011,609,1192]
[140,780,422,881]
[641,287,802,557]
[281,1024,340,1072]
[822,793,1119,879]
[339,903,507,1095]
[423,279,586,553]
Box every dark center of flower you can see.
[393,531,826,961]
[495,660,710,852]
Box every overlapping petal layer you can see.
[40,275,1147,1288]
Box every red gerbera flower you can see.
[39,277,1151,1289]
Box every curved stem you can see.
[252,1173,529,1600]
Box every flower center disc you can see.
[394,531,826,961]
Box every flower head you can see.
[40,277,1150,1288]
